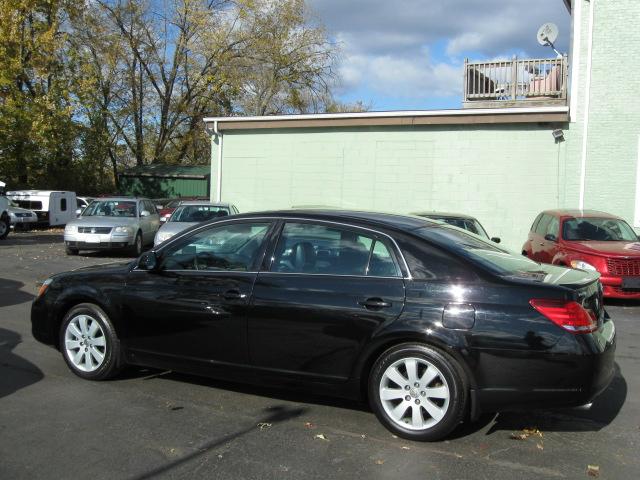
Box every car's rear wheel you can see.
[59,303,122,380]
[369,343,467,441]
[65,246,79,255]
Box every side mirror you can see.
[137,251,158,271]
[75,208,82,217]
[491,237,501,244]
[140,210,150,217]
[544,234,557,242]
[160,216,168,223]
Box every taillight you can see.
[529,299,597,333]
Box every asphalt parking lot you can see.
[1,230,639,480]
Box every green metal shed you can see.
[117,165,211,199]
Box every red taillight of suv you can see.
[529,299,598,333]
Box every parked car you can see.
[154,201,238,246]
[64,197,160,256]
[522,209,640,298]
[7,190,77,226]
[7,199,38,230]
[412,212,500,243]
[33,210,615,441]
[0,181,9,239]
[158,196,211,223]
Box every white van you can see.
[7,190,77,226]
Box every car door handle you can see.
[359,298,392,310]
[222,289,247,300]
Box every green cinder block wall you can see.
[215,124,568,250]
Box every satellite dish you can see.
[537,23,559,46]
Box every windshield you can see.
[563,217,637,242]
[83,200,137,217]
[414,226,545,277]
[170,205,230,223]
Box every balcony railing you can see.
[463,56,568,108]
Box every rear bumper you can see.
[475,320,616,412]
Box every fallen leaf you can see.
[304,422,316,429]
[401,446,410,450]
[587,465,600,477]
[375,459,385,465]
[314,434,329,441]
[510,433,528,440]
[360,434,366,439]
[536,443,544,450]
[257,422,272,430]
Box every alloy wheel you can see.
[64,314,107,372]
[378,357,450,430]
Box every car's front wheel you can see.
[369,343,467,441]
[59,303,122,380]
[129,231,143,257]
[0,215,10,239]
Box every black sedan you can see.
[31,210,616,441]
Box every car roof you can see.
[412,211,479,220]
[543,209,622,219]
[178,201,231,207]
[93,197,146,202]
[227,209,436,232]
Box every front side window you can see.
[83,200,137,218]
[271,222,400,277]
[161,222,270,271]
[562,217,638,242]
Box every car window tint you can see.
[535,214,552,235]
[396,235,477,282]
[367,240,402,277]
[161,222,269,271]
[272,223,399,277]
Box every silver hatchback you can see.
[64,197,160,256]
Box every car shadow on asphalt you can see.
[0,278,35,307]
[129,404,307,480]
[0,328,44,400]
[116,367,369,413]
[482,362,627,435]
[2,233,63,246]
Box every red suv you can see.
[522,209,640,298]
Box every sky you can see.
[307,0,571,111]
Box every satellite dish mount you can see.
[537,23,562,57]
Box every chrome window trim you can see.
[150,216,413,279]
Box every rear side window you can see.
[530,213,543,232]
[546,217,559,239]
[60,198,67,211]
[396,235,477,282]
[271,222,401,277]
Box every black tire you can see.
[65,246,79,255]
[369,343,468,441]
[0,215,9,239]
[59,303,123,380]
[129,231,143,257]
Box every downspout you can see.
[579,0,595,210]
[213,120,223,203]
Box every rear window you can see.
[413,226,544,277]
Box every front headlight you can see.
[570,260,597,271]
[65,225,76,233]
[114,226,133,234]
[157,232,175,243]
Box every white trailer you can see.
[7,190,77,226]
